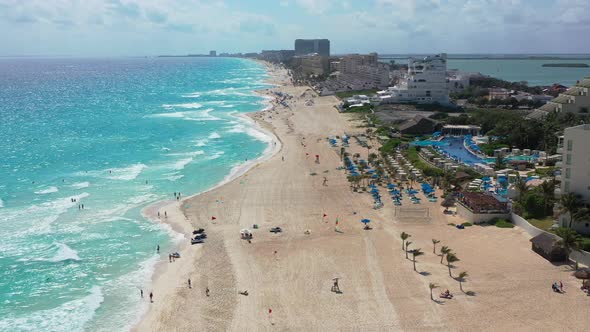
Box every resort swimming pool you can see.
[411,136,540,166]
[437,137,485,165]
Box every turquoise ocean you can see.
[0,57,272,331]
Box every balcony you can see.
[555,174,562,181]
[557,147,564,154]
[555,161,563,168]
[554,187,561,197]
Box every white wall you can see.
[511,213,590,267]
[456,203,510,224]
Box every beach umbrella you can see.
[572,268,590,284]
[360,219,371,228]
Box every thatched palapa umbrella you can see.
[572,267,590,286]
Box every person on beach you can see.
[165,211,167,218]
[168,254,172,263]
[157,211,160,218]
[282,156,284,162]
[149,292,153,303]
[188,278,192,288]
[560,281,564,292]
[81,204,84,210]
[206,287,210,297]
[323,177,328,186]
[140,289,143,298]
[156,245,160,253]
[174,192,176,198]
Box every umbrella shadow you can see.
[419,271,431,276]
[432,299,446,305]
[465,290,477,296]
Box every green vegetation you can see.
[336,89,378,99]
[444,109,590,154]
[342,103,373,113]
[478,142,509,156]
[489,218,515,228]
[379,138,402,154]
[406,147,444,177]
[528,217,554,231]
[461,222,473,227]
[528,167,556,178]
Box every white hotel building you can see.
[556,124,590,234]
[376,53,450,105]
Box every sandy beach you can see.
[135,63,590,331]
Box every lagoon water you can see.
[381,56,590,86]
[0,57,272,331]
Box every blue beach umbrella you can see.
[361,218,371,225]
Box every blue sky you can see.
[1,0,589,56]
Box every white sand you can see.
[135,64,590,331]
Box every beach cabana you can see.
[530,233,567,262]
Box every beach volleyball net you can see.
[394,207,431,222]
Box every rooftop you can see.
[576,78,590,89]
[458,192,508,214]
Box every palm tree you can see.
[457,271,469,292]
[400,232,410,251]
[429,282,439,301]
[494,156,505,171]
[432,239,440,254]
[439,246,451,264]
[572,208,590,229]
[446,253,460,277]
[558,193,581,228]
[556,227,584,262]
[514,177,529,203]
[412,248,424,272]
[539,180,555,215]
[405,241,412,259]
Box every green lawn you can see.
[336,89,378,99]
[528,217,555,231]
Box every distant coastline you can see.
[378,54,590,61]
[542,63,590,68]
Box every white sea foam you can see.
[227,118,273,143]
[166,150,205,157]
[108,164,147,181]
[208,132,221,139]
[164,173,185,181]
[181,92,201,98]
[35,186,59,194]
[0,198,3,208]
[48,242,81,262]
[172,157,193,170]
[195,139,208,147]
[148,109,220,121]
[206,151,225,160]
[0,286,104,332]
[162,102,202,109]
[71,182,90,189]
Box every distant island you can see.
[542,63,589,68]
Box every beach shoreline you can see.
[133,60,284,331]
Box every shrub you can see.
[462,222,473,227]
[490,218,514,228]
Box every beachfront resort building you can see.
[291,54,330,77]
[294,39,330,56]
[324,53,391,91]
[456,192,510,224]
[536,77,590,116]
[556,124,590,234]
[376,53,450,105]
